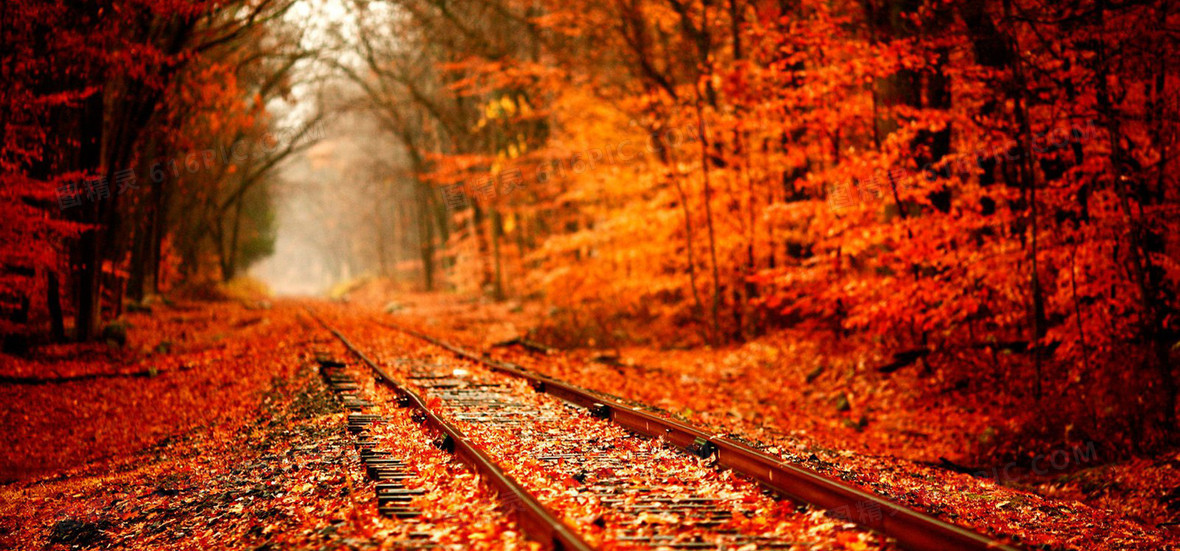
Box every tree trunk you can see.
[224,190,245,281]
[47,271,65,342]
[491,208,505,301]
[73,87,105,342]
[416,182,435,291]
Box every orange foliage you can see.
[401,0,1180,451]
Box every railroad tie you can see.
[318,358,422,521]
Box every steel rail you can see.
[379,318,1022,551]
[307,310,595,551]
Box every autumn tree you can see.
[1,0,329,342]
[358,0,1177,453]
[337,0,549,294]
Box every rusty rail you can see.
[380,318,1021,551]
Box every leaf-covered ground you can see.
[0,300,528,550]
[3,296,1179,550]
[358,291,1180,550]
[314,304,892,550]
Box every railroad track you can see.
[307,307,1020,551]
